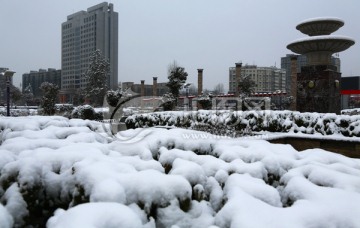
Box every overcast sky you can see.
[1,0,359,91]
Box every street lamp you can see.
[0,70,16,116]
[182,83,192,110]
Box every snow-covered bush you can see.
[127,110,360,137]
[55,104,74,118]
[106,90,123,107]
[71,105,102,120]
[0,108,31,117]
[0,116,360,228]
[1,116,360,227]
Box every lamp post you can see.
[183,83,191,110]
[0,70,16,116]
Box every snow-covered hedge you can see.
[126,110,360,137]
[0,108,31,117]
[1,116,360,227]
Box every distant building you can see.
[228,64,286,94]
[122,81,169,97]
[0,67,11,105]
[61,2,118,103]
[281,54,341,93]
[341,76,360,109]
[22,69,62,98]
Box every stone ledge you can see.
[268,136,360,158]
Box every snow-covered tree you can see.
[161,93,176,111]
[166,61,188,106]
[40,82,59,115]
[197,93,213,110]
[83,49,110,107]
[23,84,34,106]
[10,85,22,105]
[239,77,256,97]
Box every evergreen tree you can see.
[83,49,110,106]
[40,82,59,115]
[239,77,256,97]
[23,84,34,106]
[10,85,22,105]
[166,61,188,106]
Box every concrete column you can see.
[290,56,298,111]
[197,69,203,95]
[140,80,145,97]
[153,77,158,97]
[235,62,242,97]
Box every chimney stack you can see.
[235,62,242,97]
[290,56,298,111]
[140,80,145,96]
[197,69,203,95]
[153,77,158,97]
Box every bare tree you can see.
[188,84,197,96]
[213,83,224,95]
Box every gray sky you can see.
[1,0,359,92]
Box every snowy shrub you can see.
[55,104,74,118]
[71,105,102,121]
[1,116,360,227]
[0,108,31,117]
[127,110,360,137]
[106,90,123,107]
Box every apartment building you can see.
[229,64,286,94]
[22,69,61,98]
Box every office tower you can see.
[61,2,118,102]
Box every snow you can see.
[47,202,155,228]
[288,35,355,46]
[1,116,360,227]
[297,17,344,26]
[0,204,13,228]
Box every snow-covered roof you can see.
[297,17,344,25]
[288,35,355,46]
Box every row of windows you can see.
[62,33,74,39]
[81,27,95,34]
[62,80,88,85]
[81,32,95,39]
[63,39,95,49]
[62,23,72,30]
[84,15,96,23]
[63,49,96,61]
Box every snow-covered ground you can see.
[1,116,360,227]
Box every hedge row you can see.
[125,110,360,137]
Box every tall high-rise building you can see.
[228,65,286,94]
[61,2,118,102]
